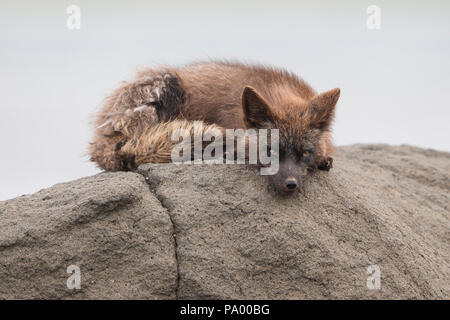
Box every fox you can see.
[89,61,340,193]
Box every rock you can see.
[0,172,177,299]
[0,144,449,299]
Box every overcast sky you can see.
[1,0,449,200]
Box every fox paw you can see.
[119,153,137,171]
[318,157,333,171]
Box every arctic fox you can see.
[89,61,340,193]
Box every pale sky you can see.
[1,0,449,200]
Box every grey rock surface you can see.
[0,145,449,299]
[0,172,177,299]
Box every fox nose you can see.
[284,178,298,191]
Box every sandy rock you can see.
[0,172,177,299]
[139,144,449,299]
[0,145,449,299]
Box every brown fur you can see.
[89,61,340,190]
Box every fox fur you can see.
[89,61,340,192]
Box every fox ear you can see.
[308,88,340,130]
[242,86,275,128]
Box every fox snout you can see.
[284,177,299,192]
[268,158,310,194]
[269,174,304,194]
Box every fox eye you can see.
[297,150,312,161]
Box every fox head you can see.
[241,86,340,194]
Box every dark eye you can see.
[302,151,310,158]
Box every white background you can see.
[1,0,449,200]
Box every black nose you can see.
[284,178,297,190]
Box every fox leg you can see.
[89,134,129,171]
[318,157,333,171]
[317,131,335,171]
